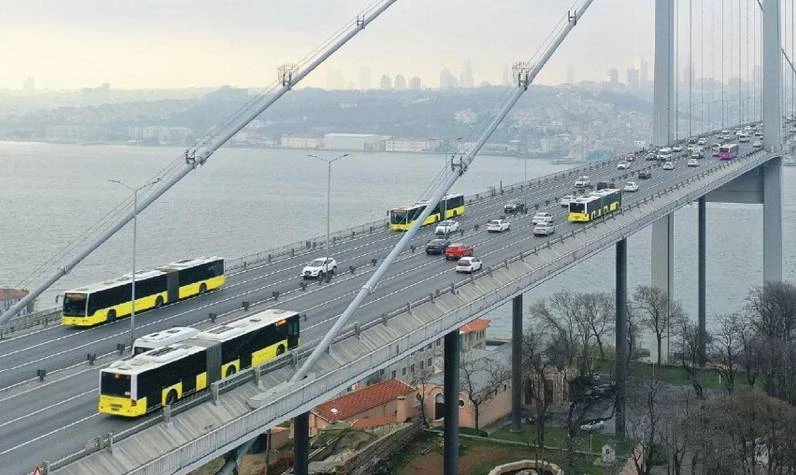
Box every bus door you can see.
[165,270,180,303]
[205,344,222,384]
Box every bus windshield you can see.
[100,372,131,397]
[63,292,88,316]
[390,210,408,224]
[569,202,586,213]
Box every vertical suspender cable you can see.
[722,0,725,128]
[689,0,693,138]
[700,0,704,134]
[739,0,742,125]
[675,0,679,140]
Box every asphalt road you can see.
[0,131,766,474]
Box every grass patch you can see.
[595,359,727,389]
[460,438,600,475]
[491,424,616,454]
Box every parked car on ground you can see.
[435,219,460,235]
[486,218,510,232]
[531,212,554,225]
[580,420,605,432]
[444,243,474,260]
[455,256,482,273]
[623,181,639,192]
[503,201,526,215]
[301,257,337,279]
[425,238,450,255]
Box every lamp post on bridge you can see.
[109,177,161,350]
[307,153,351,258]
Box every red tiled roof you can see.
[0,288,27,301]
[461,318,490,334]
[313,379,414,422]
[351,416,396,430]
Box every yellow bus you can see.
[98,309,300,417]
[567,189,622,222]
[389,193,465,231]
[62,257,226,327]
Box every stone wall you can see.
[336,422,422,474]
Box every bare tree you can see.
[677,320,708,400]
[711,313,742,395]
[633,285,686,366]
[628,379,663,475]
[410,364,435,427]
[580,292,614,361]
[459,352,510,432]
[660,389,694,475]
[522,324,556,468]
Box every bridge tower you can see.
[650,0,675,364]
[762,0,783,283]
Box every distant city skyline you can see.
[0,0,766,91]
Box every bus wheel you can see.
[107,310,116,323]
[276,345,285,356]
[199,283,207,295]
[165,390,178,407]
[452,210,458,217]
[225,366,236,378]
[155,296,164,308]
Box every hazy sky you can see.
[0,0,707,91]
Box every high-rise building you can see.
[566,65,575,84]
[394,74,407,90]
[640,56,649,86]
[627,67,640,90]
[359,67,371,91]
[460,60,474,88]
[380,74,392,90]
[22,76,35,95]
[607,68,619,84]
[409,76,422,90]
[440,68,458,90]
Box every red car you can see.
[444,242,474,260]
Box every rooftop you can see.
[312,379,414,423]
[461,318,490,334]
[0,288,27,300]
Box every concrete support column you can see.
[697,197,707,366]
[762,0,782,152]
[615,238,627,438]
[293,412,309,475]
[511,294,523,433]
[651,214,674,363]
[653,0,675,146]
[763,157,783,282]
[444,330,460,475]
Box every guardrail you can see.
[49,147,778,474]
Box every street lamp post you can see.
[307,153,351,256]
[109,178,160,350]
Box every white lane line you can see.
[0,413,99,456]
[0,389,95,430]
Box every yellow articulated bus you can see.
[389,193,465,231]
[567,189,622,222]
[98,309,300,417]
[62,257,226,327]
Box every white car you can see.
[486,219,510,233]
[574,175,591,188]
[616,161,629,170]
[455,256,482,273]
[301,257,337,279]
[623,181,639,192]
[560,195,575,207]
[687,158,699,167]
[435,219,460,235]
[662,161,675,170]
[672,145,683,153]
[531,212,554,225]
[752,140,763,149]
[533,222,555,236]
[697,137,707,146]
[580,420,605,432]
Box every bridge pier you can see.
[652,0,674,146]
[763,157,783,282]
[697,197,706,366]
[443,329,460,475]
[293,412,310,475]
[615,238,627,438]
[650,214,674,363]
[511,294,523,433]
